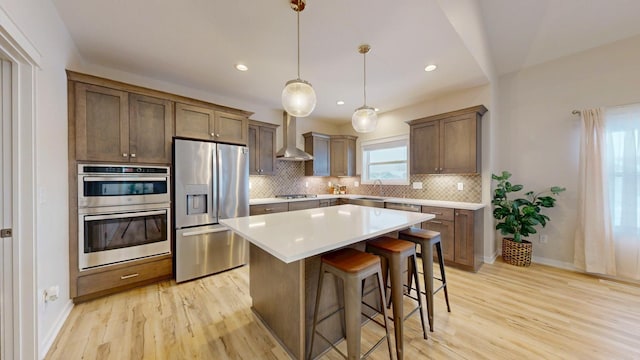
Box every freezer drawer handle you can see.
[182,227,228,237]
[429,220,443,224]
[120,273,139,280]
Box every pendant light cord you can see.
[363,50,367,106]
[297,8,301,80]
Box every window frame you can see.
[360,135,410,185]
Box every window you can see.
[361,135,409,185]
[605,105,640,230]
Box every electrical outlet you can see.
[354,181,359,187]
[328,181,332,187]
[457,182,464,191]
[44,286,59,303]
[305,181,309,188]
[412,182,423,189]
[539,234,548,244]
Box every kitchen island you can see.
[220,204,434,359]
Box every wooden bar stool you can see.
[399,227,451,332]
[366,236,427,360]
[308,248,393,360]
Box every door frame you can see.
[0,6,42,360]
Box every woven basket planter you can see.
[502,238,532,267]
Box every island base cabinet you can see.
[249,242,383,360]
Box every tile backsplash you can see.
[250,161,482,203]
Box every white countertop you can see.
[220,204,434,263]
[249,194,485,210]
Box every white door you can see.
[0,58,13,360]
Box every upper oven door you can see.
[78,175,170,208]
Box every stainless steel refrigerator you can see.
[173,139,249,282]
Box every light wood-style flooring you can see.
[46,259,640,359]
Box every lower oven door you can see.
[78,205,171,270]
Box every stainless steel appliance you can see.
[173,139,249,282]
[77,164,171,270]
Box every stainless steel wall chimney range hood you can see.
[276,112,313,161]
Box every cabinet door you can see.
[410,120,440,174]
[248,125,259,175]
[75,83,129,162]
[129,93,173,164]
[330,138,347,176]
[330,137,356,176]
[288,200,320,211]
[175,103,215,140]
[215,111,248,145]
[441,114,478,173]
[304,133,330,176]
[258,126,276,175]
[454,209,475,266]
[422,219,454,262]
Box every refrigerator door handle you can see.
[181,227,228,237]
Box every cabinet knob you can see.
[122,153,128,157]
[434,167,438,171]
[130,153,136,158]
[440,167,443,171]
[210,132,215,137]
[216,133,220,137]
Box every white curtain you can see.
[605,105,640,280]
[574,108,617,275]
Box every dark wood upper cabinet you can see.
[330,135,357,177]
[248,120,278,175]
[174,102,215,140]
[303,132,331,176]
[75,83,130,163]
[407,105,487,174]
[129,93,173,164]
[75,84,173,164]
[175,104,248,145]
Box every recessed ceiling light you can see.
[374,108,380,112]
[235,64,248,71]
[424,64,437,72]
[336,100,345,105]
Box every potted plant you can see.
[491,171,565,266]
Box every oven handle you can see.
[83,209,166,221]
[83,176,168,182]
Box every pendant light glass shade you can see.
[282,0,316,118]
[282,79,316,117]
[352,105,377,133]
[352,44,377,133]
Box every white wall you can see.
[0,0,82,357]
[497,34,640,268]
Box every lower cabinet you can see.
[75,256,172,302]
[421,206,483,271]
[250,202,289,215]
[250,198,340,215]
[288,200,320,211]
[319,199,338,207]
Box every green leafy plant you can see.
[491,171,566,243]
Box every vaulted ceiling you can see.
[52,0,640,122]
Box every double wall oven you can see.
[77,164,171,270]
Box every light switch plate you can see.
[412,182,423,189]
[354,181,359,187]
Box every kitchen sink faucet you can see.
[373,179,383,197]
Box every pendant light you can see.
[352,44,377,133]
[282,0,316,118]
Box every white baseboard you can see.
[531,256,578,271]
[39,300,74,360]
[484,251,498,264]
